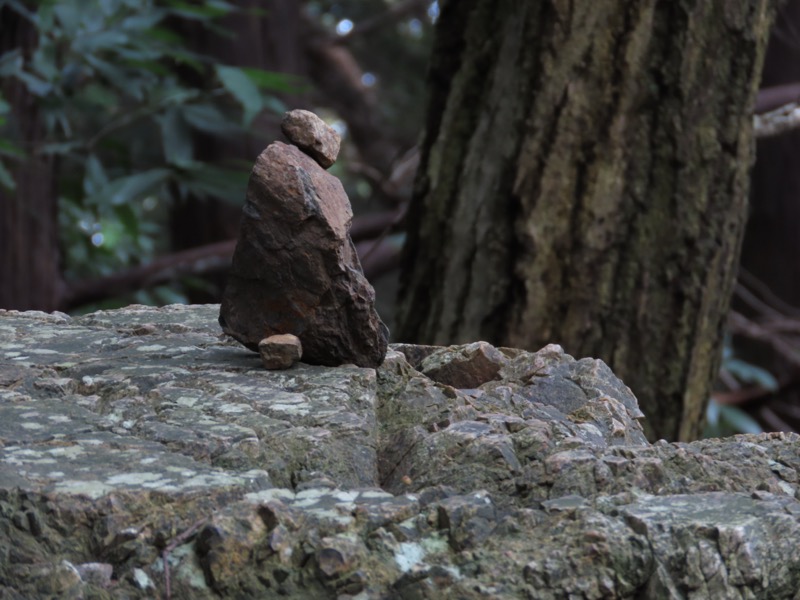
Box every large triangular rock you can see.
[219,138,388,368]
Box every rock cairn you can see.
[219,110,389,369]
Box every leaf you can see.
[83,54,143,100]
[164,0,233,20]
[31,45,59,82]
[0,50,23,76]
[176,163,247,203]
[83,153,108,195]
[215,65,262,125]
[151,284,189,305]
[124,59,170,77]
[240,67,305,93]
[158,107,193,165]
[181,103,241,136]
[1,0,37,22]
[74,30,132,54]
[114,203,140,238]
[723,358,779,391]
[87,168,171,206]
[143,26,184,46]
[14,70,53,97]
[0,159,16,190]
[41,141,84,155]
[263,96,287,115]
[0,139,25,159]
[120,11,167,32]
[718,405,763,435]
[52,2,83,34]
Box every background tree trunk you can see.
[0,7,61,311]
[396,0,774,441]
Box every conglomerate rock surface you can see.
[2,305,800,598]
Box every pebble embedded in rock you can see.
[259,334,302,370]
[281,109,341,168]
[76,562,114,588]
[420,341,508,389]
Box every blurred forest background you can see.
[3,0,800,438]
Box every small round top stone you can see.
[281,109,341,169]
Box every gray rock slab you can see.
[2,305,800,598]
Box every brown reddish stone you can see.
[281,109,340,168]
[219,142,389,368]
[259,334,302,370]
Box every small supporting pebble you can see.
[259,334,303,370]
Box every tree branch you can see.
[754,101,800,138]
[62,209,406,310]
[63,240,236,310]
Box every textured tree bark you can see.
[396,0,774,441]
[0,7,61,311]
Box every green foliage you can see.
[704,399,763,438]
[703,338,772,438]
[0,0,291,295]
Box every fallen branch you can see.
[728,310,800,370]
[162,517,209,600]
[754,101,800,138]
[62,208,406,310]
[63,240,236,311]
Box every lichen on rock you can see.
[2,305,800,598]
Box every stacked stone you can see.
[219,110,389,370]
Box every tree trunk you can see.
[396,0,774,441]
[0,7,61,311]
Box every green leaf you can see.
[215,64,262,125]
[143,26,184,45]
[706,398,720,428]
[31,45,59,82]
[88,168,171,206]
[181,103,241,136]
[176,163,247,203]
[74,30,132,54]
[52,2,83,34]
[14,70,53,97]
[2,0,37,22]
[114,203,140,238]
[0,160,16,190]
[83,153,108,195]
[124,59,170,77]
[0,139,25,159]
[83,54,143,100]
[263,96,287,115]
[151,284,189,305]
[41,141,84,155]
[718,405,763,435]
[0,50,23,76]
[120,11,167,32]
[239,67,304,93]
[723,358,779,391]
[165,0,233,19]
[158,107,193,164]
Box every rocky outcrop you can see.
[219,112,388,368]
[2,305,800,598]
